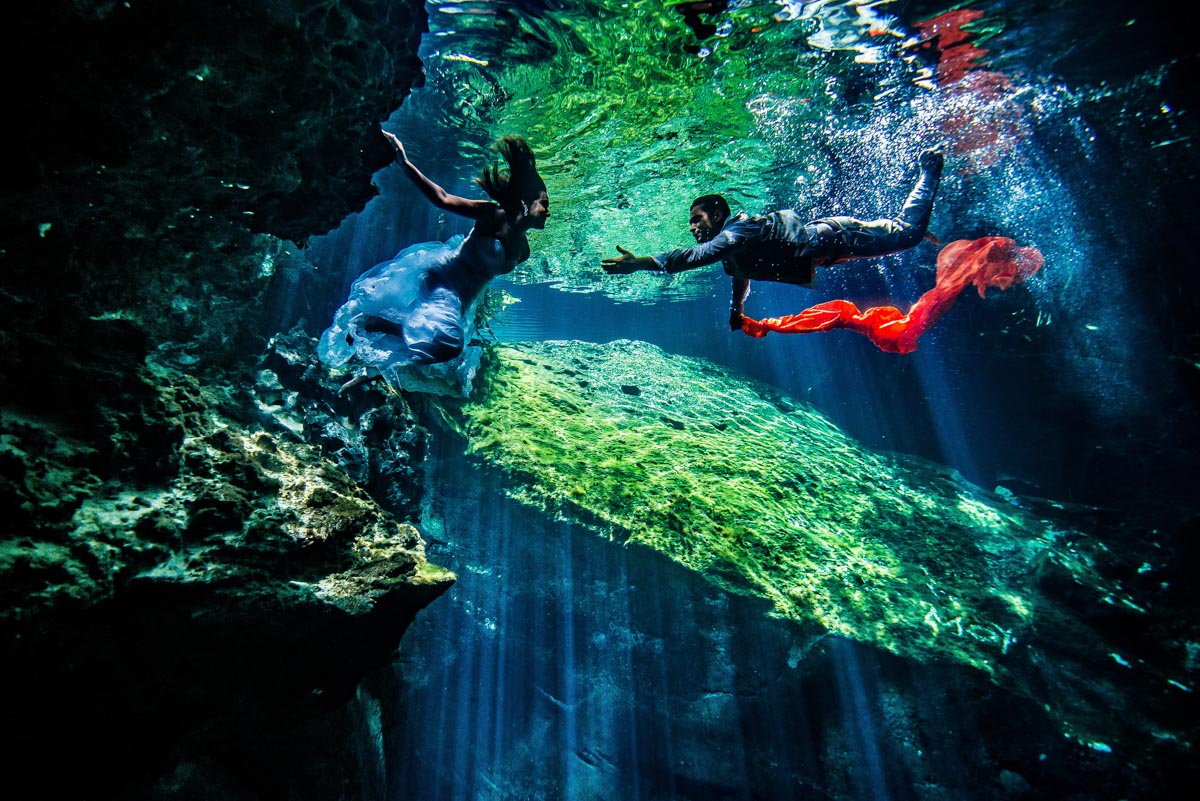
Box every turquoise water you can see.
[303,1,1198,798]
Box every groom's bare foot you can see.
[919,148,945,173]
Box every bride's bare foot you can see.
[339,370,377,394]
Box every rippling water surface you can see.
[384,0,1191,303]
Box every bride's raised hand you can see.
[381,128,407,162]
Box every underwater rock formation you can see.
[261,326,430,523]
[3,0,426,245]
[2,0,430,370]
[443,339,1197,780]
[0,314,452,798]
[0,2,447,797]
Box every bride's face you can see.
[522,191,550,230]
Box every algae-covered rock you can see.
[451,340,1046,670]
[443,340,1193,755]
[0,315,453,800]
[0,4,441,797]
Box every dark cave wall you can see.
[0,3,448,798]
[4,0,426,243]
[1,0,430,363]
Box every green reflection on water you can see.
[411,1,930,299]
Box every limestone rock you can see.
[0,2,443,798]
[441,339,1197,775]
[1,314,451,799]
[3,0,427,244]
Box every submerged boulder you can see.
[0,1,444,798]
[0,314,452,799]
[442,339,1196,770]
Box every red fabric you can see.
[911,9,990,86]
[740,237,1043,354]
[909,10,1024,168]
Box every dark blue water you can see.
[390,433,1054,801]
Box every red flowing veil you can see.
[740,237,1043,353]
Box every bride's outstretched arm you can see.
[382,128,495,220]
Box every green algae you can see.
[444,340,1062,675]
[1,359,451,622]
[442,342,1200,752]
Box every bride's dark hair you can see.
[476,135,546,210]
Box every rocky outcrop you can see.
[1,312,452,799]
[261,327,429,524]
[1,2,448,797]
[1,0,429,369]
[3,0,426,246]
[436,339,1199,797]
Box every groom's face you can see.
[689,204,724,244]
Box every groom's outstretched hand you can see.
[602,246,657,274]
